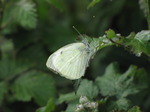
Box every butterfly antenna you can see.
[72,26,84,39]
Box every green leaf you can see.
[0,58,32,80]
[46,0,65,12]
[139,0,150,29]
[105,29,116,39]
[77,79,99,99]
[139,0,149,17]
[96,62,148,98]
[36,107,45,112]
[65,101,78,112]
[57,92,78,104]
[128,106,141,112]
[0,82,8,104]
[12,0,37,29]
[125,31,150,57]
[36,0,49,20]
[88,0,101,9]
[0,58,16,80]
[108,98,131,111]
[36,99,55,112]
[115,98,131,110]
[0,38,14,54]
[11,71,56,106]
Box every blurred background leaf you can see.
[11,71,56,106]
[128,106,142,112]
[88,0,101,9]
[0,82,8,104]
[0,0,150,112]
[36,99,55,112]
[96,62,148,98]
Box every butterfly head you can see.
[79,35,100,59]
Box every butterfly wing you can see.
[46,43,89,80]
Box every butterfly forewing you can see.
[46,43,89,80]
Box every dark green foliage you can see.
[88,0,101,9]
[0,0,150,112]
[57,92,78,104]
[0,82,8,104]
[96,62,148,98]
[125,31,150,57]
[36,99,55,112]
[50,62,148,112]
[46,0,66,12]
[128,106,141,112]
[77,79,99,99]
[139,0,150,29]
[103,30,150,57]
[11,71,56,106]
[2,0,37,30]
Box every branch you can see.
[147,0,150,29]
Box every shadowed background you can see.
[0,0,149,112]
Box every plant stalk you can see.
[147,0,150,29]
[0,0,4,29]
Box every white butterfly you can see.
[46,39,99,80]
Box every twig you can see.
[0,16,14,30]
[108,38,130,49]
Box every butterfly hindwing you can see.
[46,43,89,80]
